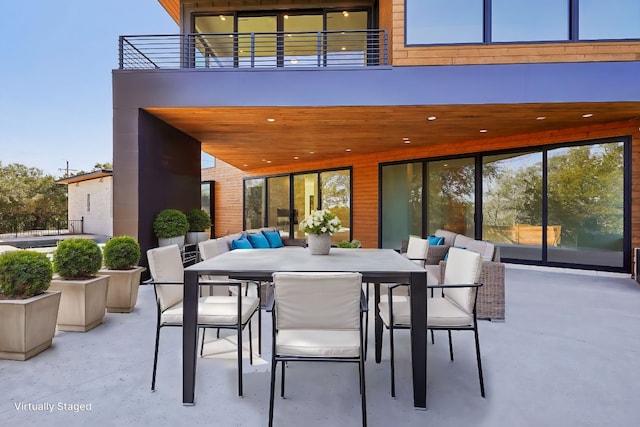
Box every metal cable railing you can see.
[119,30,388,70]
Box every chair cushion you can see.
[147,245,184,310]
[454,234,495,261]
[434,229,458,247]
[427,297,474,327]
[406,235,429,264]
[378,301,411,327]
[231,236,253,250]
[262,229,284,248]
[275,329,360,358]
[443,247,483,313]
[198,238,221,260]
[246,232,270,249]
[199,295,260,325]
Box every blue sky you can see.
[0,1,178,177]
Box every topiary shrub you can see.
[186,209,211,232]
[0,251,53,299]
[337,240,362,248]
[153,209,189,238]
[53,238,103,279]
[103,235,141,270]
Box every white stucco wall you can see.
[67,177,113,236]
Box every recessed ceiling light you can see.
[341,46,346,51]
[294,156,299,160]
[345,148,351,152]
[309,151,315,154]
[343,11,349,17]
[243,164,248,167]
[267,160,271,163]
[536,116,546,120]
[267,118,275,122]
[284,15,289,19]
[219,15,226,21]
[402,137,410,141]
[582,113,594,118]
[480,129,488,133]
[261,159,267,162]
[427,116,437,121]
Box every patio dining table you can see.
[182,246,428,409]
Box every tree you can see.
[0,162,67,233]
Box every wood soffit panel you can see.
[144,103,640,170]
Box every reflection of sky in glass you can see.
[406,0,483,44]
[492,0,568,42]
[580,0,640,39]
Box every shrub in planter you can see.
[337,240,362,249]
[0,250,60,360]
[186,209,211,232]
[0,251,53,298]
[53,238,103,279]
[50,238,108,332]
[99,236,144,313]
[153,209,190,239]
[103,235,141,270]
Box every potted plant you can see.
[185,209,211,244]
[0,250,61,360]
[337,239,362,248]
[49,238,109,332]
[299,209,342,255]
[153,209,189,247]
[97,235,145,313]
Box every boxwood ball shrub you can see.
[186,209,211,232]
[0,250,53,299]
[153,209,190,238]
[53,238,103,279]
[103,235,141,270]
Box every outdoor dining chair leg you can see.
[237,324,243,396]
[431,330,435,345]
[281,361,286,398]
[364,283,369,360]
[268,357,277,427]
[249,321,253,365]
[200,328,205,356]
[474,325,486,397]
[448,330,454,361]
[151,323,161,391]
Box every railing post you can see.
[81,216,84,234]
[118,36,124,69]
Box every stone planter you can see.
[48,275,109,332]
[97,266,146,313]
[186,231,209,245]
[0,291,61,360]
[158,235,185,248]
[307,233,332,255]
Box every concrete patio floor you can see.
[2,265,639,426]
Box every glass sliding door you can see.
[320,169,351,243]
[244,178,265,230]
[283,13,323,67]
[293,173,319,239]
[547,142,624,267]
[237,15,277,67]
[482,152,543,261]
[426,158,475,237]
[266,175,291,238]
[380,162,423,250]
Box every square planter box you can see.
[97,266,145,313]
[49,275,109,332]
[0,291,61,361]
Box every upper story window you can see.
[492,0,569,42]
[406,0,640,45]
[579,0,640,40]
[406,0,483,44]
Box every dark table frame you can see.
[182,247,428,409]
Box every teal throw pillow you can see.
[427,235,445,246]
[231,236,252,250]
[247,232,270,249]
[262,230,284,248]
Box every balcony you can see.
[119,30,388,70]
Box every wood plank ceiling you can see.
[145,102,640,171]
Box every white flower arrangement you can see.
[299,209,342,236]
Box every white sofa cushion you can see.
[453,234,495,261]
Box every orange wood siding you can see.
[387,0,640,66]
[202,121,640,267]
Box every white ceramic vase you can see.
[307,233,332,255]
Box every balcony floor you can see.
[2,266,640,426]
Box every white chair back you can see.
[198,238,221,260]
[272,272,362,331]
[147,245,184,310]
[406,235,429,265]
[443,247,482,314]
